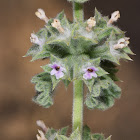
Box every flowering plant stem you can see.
[72,3,84,139]
[73,2,84,22]
[73,64,84,139]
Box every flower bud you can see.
[36,130,47,140]
[30,33,40,44]
[30,33,45,48]
[108,11,120,25]
[51,19,64,33]
[36,120,48,133]
[35,9,49,23]
[114,37,130,49]
[86,17,96,32]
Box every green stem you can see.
[73,2,84,22]
[72,65,84,139]
[72,2,84,139]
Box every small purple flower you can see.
[50,63,66,79]
[83,66,98,80]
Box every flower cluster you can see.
[26,8,133,111]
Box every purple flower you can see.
[83,66,98,80]
[50,63,66,79]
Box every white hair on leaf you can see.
[56,27,71,40]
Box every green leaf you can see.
[31,50,50,61]
[45,128,57,139]
[96,95,115,110]
[33,91,53,108]
[92,84,101,97]
[122,47,135,55]
[85,94,98,109]
[24,28,48,60]
[58,126,69,136]
[63,80,71,88]
[83,125,91,140]
[47,40,70,58]
[84,78,95,92]
[31,72,54,108]
[24,44,40,57]
[104,82,121,98]
[56,11,65,21]
[90,57,101,66]
[99,79,110,89]
[100,60,119,81]
[91,133,105,140]
[85,75,121,110]
[61,15,70,28]
[96,67,108,77]
[120,53,133,61]
[55,135,69,140]
[70,128,81,140]
[95,8,107,28]
[51,75,61,90]
[41,64,52,73]
[70,37,97,55]
[97,27,114,42]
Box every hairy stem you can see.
[73,2,84,22]
[72,64,84,139]
[72,2,84,139]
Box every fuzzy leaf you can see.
[96,95,115,110]
[61,15,70,28]
[97,27,114,42]
[56,11,65,21]
[95,8,107,28]
[85,94,98,109]
[46,40,70,58]
[45,128,57,139]
[58,126,69,136]
[24,44,40,57]
[91,133,105,140]
[99,79,110,89]
[41,65,52,73]
[84,79,95,92]
[92,84,101,97]
[70,37,97,55]
[63,80,71,88]
[31,72,53,108]
[51,76,61,90]
[31,50,50,61]
[83,125,91,140]
[55,135,69,140]
[96,67,108,77]
[70,129,81,140]
[85,75,121,110]
[90,57,101,66]
[122,47,135,55]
